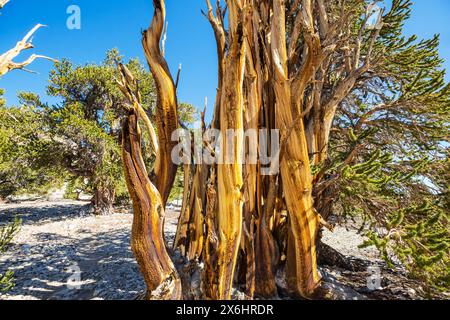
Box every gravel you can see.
[0,200,179,300]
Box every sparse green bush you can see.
[0,217,21,292]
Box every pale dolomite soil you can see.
[322,225,380,262]
[0,200,437,300]
[0,200,178,300]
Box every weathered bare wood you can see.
[118,64,181,300]
[116,63,159,155]
[142,0,179,206]
[271,0,321,298]
[122,110,181,300]
[213,0,246,300]
[204,0,226,129]
[0,0,10,9]
[0,24,57,77]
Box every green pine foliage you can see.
[323,0,450,292]
[1,49,197,209]
[0,217,21,292]
[40,50,151,207]
[0,92,65,199]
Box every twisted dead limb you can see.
[0,0,9,9]
[0,1,56,78]
[0,23,57,77]
[142,0,179,206]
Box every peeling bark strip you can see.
[142,0,179,206]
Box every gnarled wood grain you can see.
[142,0,179,206]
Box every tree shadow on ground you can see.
[0,202,92,226]
[0,227,145,300]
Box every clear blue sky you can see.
[1,0,449,120]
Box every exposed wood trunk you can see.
[270,0,321,298]
[214,1,246,299]
[142,0,179,207]
[121,108,181,300]
[116,0,182,298]
[92,186,115,215]
[117,61,182,298]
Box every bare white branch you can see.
[0,24,57,77]
[0,0,10,10]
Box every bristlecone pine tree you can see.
[118,0,449,299]
[0,0,51,293]
[0,1,55,199]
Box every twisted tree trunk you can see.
[118,0,383,300]
[122,107,181,300]
[117,0,182,299]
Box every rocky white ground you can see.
[0,200,437,300]
[0,200,181,300]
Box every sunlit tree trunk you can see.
[118,63,182,299]
[214,8,246,298]
[121,107,181,299]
